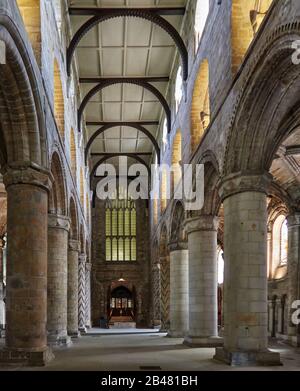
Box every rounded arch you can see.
[191,59,210,153]
[67,10,188,81]
[78,79,171,133]
[90,154,151,184]
[70,128,77,180]
[17,0,41,64]
[224,29,300,176]
[171,129,182,190]
[85,123,160,165]
[49,151,67,215]
[54,58,65,141]
[231,0,272,74]
[0,13,47,169]
[69,196,79,240]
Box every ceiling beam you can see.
[79,76,169,83]
[69,7,186,16]
[66,10,188,80]
[86,121,159,126]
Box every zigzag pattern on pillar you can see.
[78,255,86,332]
[160,257,170,331]
[152,263,161,322]
[85,264,91,328]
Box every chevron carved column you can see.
[160,255,170,332]
[78,253,87,334]
[85,262,92,329]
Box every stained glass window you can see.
[105,186,137,261]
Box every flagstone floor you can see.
[0,330,300,371]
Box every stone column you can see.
[184,216,222,347]
[214,173,281,366]
[78,253,87,334]
[85,262,92,329]
[159,255,170,332]
[152,262,161,328]
[47,214,71,346]
[68,239,80,337]
[0,237,5,333]
[286,213,300,346]
[168,248,189,337]
[0,167,53,366]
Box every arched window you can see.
[280,219,288,265]
[231,0,272,74]
[171,130,182,191]
[194,0,209,53]
[162,118,168,152]
[105,186,136,262]
[175,66,183,113]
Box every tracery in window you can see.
[105,186,136,262]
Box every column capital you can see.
[168,241,188,252]
[185,215,219,235]
[79,253,87,263]
[287,213,300,228]
[218,171,272,202]
[3,166,52,192]
[48,214,70,231]
[68,239,80,252]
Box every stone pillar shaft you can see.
[47,214,71,346]
[85,262,91,329]
[68,240,80,337]
[0,167,53,365]
[169,249,188,337]
[184,216,222,347]
[78,253,86,333]
[214,173,280,366]
[287,214,300,346]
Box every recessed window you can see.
[280,219,288,265]
[105,186,136,262]
[175,66,183,112]
[194,0,209,53]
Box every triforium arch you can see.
[53,58,65,142]
[190,59,210,154]
[67,9,188,81]
[224,28,300,176]
[159,224,170,331]
[85,123,160,165]
[78,80,171,133]
[231,0,273,74]
[49,151,67,215]
[16,0,41,65]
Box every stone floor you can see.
[0,330,300,371]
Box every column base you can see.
[79,326,87,335]
[48,333,72,347]
[0,346,54,367]
[214,347,282,366]
[184,336,223,347]
[68,331,81,339]
[289,335,300,347]
[167,330,186,338]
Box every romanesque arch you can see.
[191,59,210,153]
[49,151,67,215]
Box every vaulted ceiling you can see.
[68,0,187,176]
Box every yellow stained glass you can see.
[131,238,136,261]
[112,238,118,261]
[106,238,111,261]
[118,238,124,261]
[105,209,111,236]
[125,238,130,261]
[112,209,117,236]
[118,209,124,236]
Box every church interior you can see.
[0,0,300,371]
